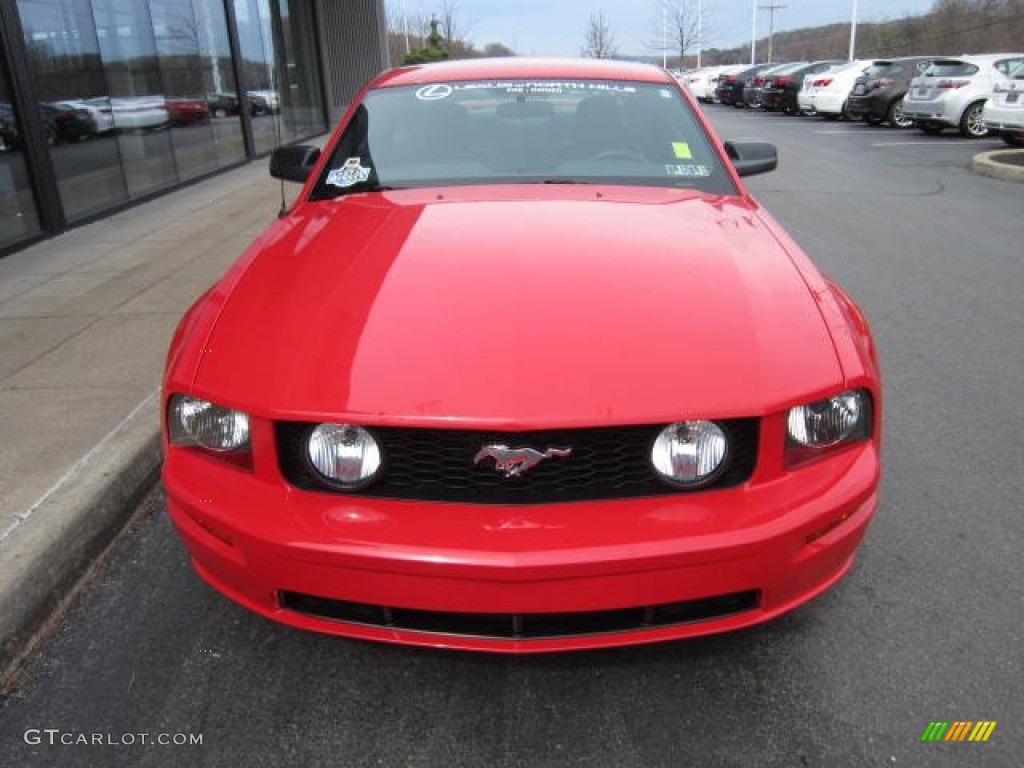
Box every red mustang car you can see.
[162,58,881,652]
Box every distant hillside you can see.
[697,0,1023,65]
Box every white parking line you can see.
[871,140,1001,147]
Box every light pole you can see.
[402,0,410,55]
[849,0,859,60]
[697,0,703,68]
[663,0,668,68]
[750,0,757,65]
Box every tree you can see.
[402,17,449,65]
[647,1,715,68]
[582,10,618,59]
[437,0,467,50]
[482,42,515,57]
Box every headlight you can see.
[651,420,729,487]
[307,424,381,488]
[787,390,867,448]
[786,389,872,468]
[168,395,250,452]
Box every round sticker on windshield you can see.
[416,84,453,101]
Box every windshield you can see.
[310,78,735,199]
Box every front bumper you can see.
[164,439,880,653]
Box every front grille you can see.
[279,590,761,640]
[276,420,758,504]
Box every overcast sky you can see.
[398,0,938,57]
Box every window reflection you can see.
[276,0,325,143]
[16,0,247,220]
[18,0,130,220]
[192,0,245,167]
[234,0,278,155]
[234,0,325,154]
[0,59,42,248]
[7,0,323,237]
[91,0,178,198]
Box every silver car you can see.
[982,61,1024,147]
[902,53,1024,138]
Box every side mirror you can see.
[270,145,321,183]
[723,140,778,177]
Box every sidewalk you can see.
[0,158,293,687]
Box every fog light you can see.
[651,421,729,487]
[307,424,381,488]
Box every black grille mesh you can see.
[276,420,758,504]
[279,590,761,639]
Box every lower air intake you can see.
[279,590,760,639]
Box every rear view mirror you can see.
[723,140,778,177]
[270,145,321,183]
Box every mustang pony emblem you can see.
[473,445,572,477]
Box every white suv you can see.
[902,53,1024,138]
[982,61,1024,147]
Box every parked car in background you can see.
[53,99,114,134]
[91,95,170,132]
[39,102,94,143]
[706,65,746,103]
[207,92,240,117]
[809,60,870,120]
[982,60,1024,146]
[166,97,211,126]
[717,63,774,107]
[0,103,17,151]
[764,60,844,114]
[246,89,280,115]
[744,63,805,109]
[846,57,937,128]
[903,53,1024,137]
[797,62,848,114]
[684,65,730,103]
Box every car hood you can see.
[193,187,842,427]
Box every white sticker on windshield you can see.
[326,157,372,188]
[665,164,711,178]
[416,83,454,100]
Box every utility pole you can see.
[758,1,786,64]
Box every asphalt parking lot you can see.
[1,108,1021,768]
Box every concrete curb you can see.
[972,148,1024,183]
[0,396,162,691]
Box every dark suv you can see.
[846,56,936,127]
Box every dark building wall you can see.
[314,0,388,125]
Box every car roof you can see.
[375,57,673,88]
[935,52,1024,64]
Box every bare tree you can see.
[437,0,469,48]
[582,10,618,59]
[647,1,716,68]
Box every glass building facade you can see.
[0,0,386,253]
